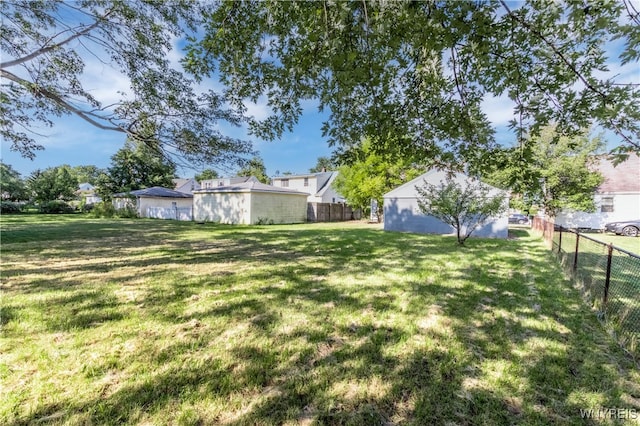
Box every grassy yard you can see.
[1,216,639,425]
[587,234,640,256]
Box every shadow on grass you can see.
[2,218,639,425]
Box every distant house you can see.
[172,178,201,194]
[112,186,193,220]
[271,171,344,203]
[383,169,509,238]
[555,154,640,230]
[77,183,101,204]
[199,176,259,190]
[193,180,308,225]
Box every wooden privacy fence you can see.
[307,202,362,222]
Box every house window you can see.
[601,197,614,213]
[304,177,309,187]
[281,179,289,187]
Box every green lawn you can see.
[588,233,640,255]
[1,216,639,425]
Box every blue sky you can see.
[1,18,638,180]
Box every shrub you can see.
[0,201,23,214]
[89,201,116,218]
[39,200,75,214]
[116,206,138,219]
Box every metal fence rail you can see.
[533,217,639,361]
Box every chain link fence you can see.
[533,217,639,361]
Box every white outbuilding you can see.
[383,169,509,238]
[112,187,193,220]
[193,181,308,225]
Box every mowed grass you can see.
[1,216,639,425]
[589,234,640,256]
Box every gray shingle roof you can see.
[113,186,193,198]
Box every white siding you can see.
[273,176,319,195]
[193,192,251,224]
[138,197,191,219]
[555,193,640,229]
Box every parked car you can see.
[604,220,640,237]
[508,213,529,225]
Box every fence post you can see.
[558,226,563,253]
[603,243,613,306]
[573,232,580,272]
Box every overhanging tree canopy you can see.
[186,0,640,164]
[1,0,254,167]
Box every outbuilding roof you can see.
[384,169,504,199]
[193,181,308,196]
[113,186,193,198]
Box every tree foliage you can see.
[96,138,176,198]
[484,125,605,217]
[27,166,78,204]
[0,162,28,201]
[332,138,425,221]
[309,156,337,173]
[416,178,507,245]
[195,169,220,183]
[69,165,105,186]
[186,1,640,164]
[1,0,253,167]
[236,156,269,183]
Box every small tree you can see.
[332,138,425,222]
[416,178,507,245]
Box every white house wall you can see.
[249,192,307,224]
[193,192,251,224]
[555,193,640,229]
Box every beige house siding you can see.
[249,192,307,224]
[193,192,251,224]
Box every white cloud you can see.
[81,61,132,106]
[244,96,272,121]
[482,94,515,126]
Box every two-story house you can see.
[554,153,640,230]
[271,171,344,203]
[199,176,259,189]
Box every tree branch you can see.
[0,9,112,69]
[1,69,126,133]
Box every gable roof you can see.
[113,186,193,198]
[596,154,640,193]
[193,180,308,196]
[315,171,339,197]
[384,169,504,199]
[78,182,95,192]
